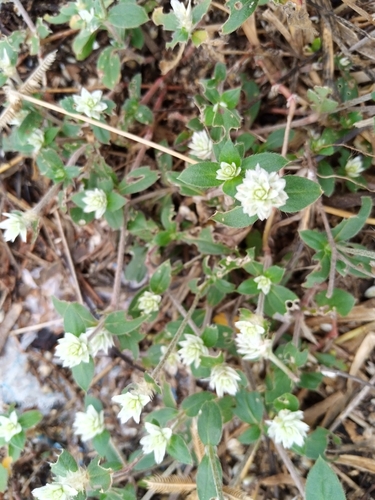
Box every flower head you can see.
[345,156,364,178]
[209,363,241,397]
[234,164,288,220]
[171,0,193,32]
[0,211,30,242]
[112,390,151,424]
[216,162,241,181]
[27,130,44,153]
[56,468,89,493]
[0,411,22,442]
[140,422,172,464]
[73,405,105,441]
[266,409,309,449]
[178,333,209,369]
[160,345,181,376]
[55,332,90,368]
[254,275,272,295]
[73,88,107,120]
[138,291,162,314]
[32,483,77,500]
[188,130,213,160]
[235,318,271,360]
[85,327,114,356]
[82,188,107,219]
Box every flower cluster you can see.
[73,88,107,120]
[73,405,105,441]
[140,422,172,464]
[55,327,114,368]
[188,130,213,160]
[344,156,364,178]
[112,390,151,424]
[32,467,89,500]
[138,291,162,314]
[254,275,272,295]
[216,161,241,181]
[178,333,209,368]
[266,409,309,449]
[82,188,108,219]
[235,317,271,360]
[0,411,22,442]
[235,164,288,220]
[171,0,193,32]
[27,130,44,153]
[209,363,241,397]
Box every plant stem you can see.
[268,351,299,384]
[12,0,36,33]
[31,183,61,216]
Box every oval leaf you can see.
[211,206,257,227]
[281,176,322,212]
[197,400,222,445]
[178,162,222,188]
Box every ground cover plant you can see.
[0,0,375,498]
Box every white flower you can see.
[32,483,77,500]
[0,211,29,242]
[234,164,288,220]
[27,130,44,153]
[254,275,272,295]
[266,409,309,449]
[55,332,90,368]
[85,327,114,356]
[178,334,209,369]
[56,468,89,493]
[79,8,101,32]
[160,345,181,376]
[188,130,213,160]
[345,156,364,178]
[82,188,107,219]
[138,291,162,314]
[338,56,350,67]
[209,364,241,397]
[73,88,107,120]
[73,405,105,441]
[140,422,172,464]
[235,318,271,360]
[0,411,22,442]
[0,49,15,77]
[112,390,151,424]
[171,0,193,32]
[216,162,241,181]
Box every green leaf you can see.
[265,285,298,315]
[181,227,231,255]
[92,124,110,144]
[52,298,96,335]
[119,167,159,195]
[9,430,26,461]
[192,0,211,25]
[104,312,146,335]
[197,401,223,445]
[303,428,330,460]
[332,197,372,242]
[97,47,121,90]
[0,464,8,493]
[181,392,216,417]
[50,450,78,477]
[242,153,288,173]
[281,176,322,212]
[299,372,323,390]
[197,455,219,500]
[317,161,335,196]
[150,260,171,294]
[105,209,124,230]
[211,206,257,228]
[106,192,126,212]
[92,430,111,458]
[274,393,299,412]
[108,0,148,29]
[177,162,222,188]
[222,0,260,34]
[88,458,112,492]
[300,230,328,251]
[315,289,355,316]
[166,435,193,464]
[219,139,242,167]
[238,425,261,444]
[201,325,219,347]
[72,358,95,392]
[305,456,346,500]
[18,410,42,429]
[234,390,264,424]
